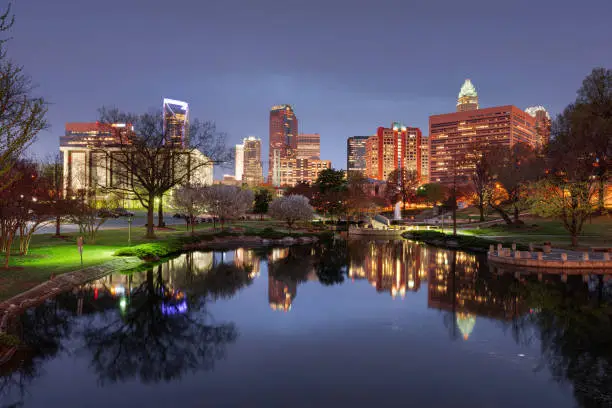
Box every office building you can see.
[242,136,263,186]
[269,104,298,184]
[525,106,551,147]
[364,122,422,181]
[296,133,320,160]
[277,157,331,187]
[163,98,189,148]
[347,136,368,175]
[429,80,539,185]
[235,143,244,181]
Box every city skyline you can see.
[10,0,612,179]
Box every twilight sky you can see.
[7,0,612,176]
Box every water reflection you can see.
[0,241,610,407]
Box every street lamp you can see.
[127,215,133,246]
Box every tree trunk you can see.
[598,178,605,213]
[513,206,520,224]
[157,195,165,228]
[478,202,485,222]
[491,204,513,225]
[146,194,156,239]
[55,216,61,236]
[571,233,578,247]
[191,216,195,235]
[3,231,14,268]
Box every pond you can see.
[1,239,611,408]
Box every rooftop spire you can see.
[458,79,478,98]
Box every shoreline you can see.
[0,232,324,320]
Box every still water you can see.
[1,239,611,408]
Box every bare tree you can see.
[96,107,230,238]
[385,168,419,213]
[0,5,48,190]
[488,142,545,225]
[201,185,253,230]
[67,184,120,244]
[470,148,494,222]
[170,184,206,234]
[40,153,65,236]
[269,195,314,228]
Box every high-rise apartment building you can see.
[457,79,479,112]
[163,98,189,147]
[242,136,263,186]
[347,136,368,176]
[364,122,422,181]
[235,143,244,181]
[420,135,430,184]
[429,80,538,185]
[269,104,298,184]
[525,106,552,147]
[296,133,320,159]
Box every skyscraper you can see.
[162,98,189,147]
[242,136,263,186]
[347,136,368,175]
[429,81,538,185]
[420,135,430,184]
[269,104,298,184]
[365,123,422,181]
[296,133,320,159]
[457,79,479,112]
[525,106,552,147]
[235,143,244,181]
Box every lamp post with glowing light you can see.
[127,214,133,246]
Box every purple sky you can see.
[8,0,612,177]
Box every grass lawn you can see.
[0,219,320,301]
[0,223,213,301]
[461,215,612,249]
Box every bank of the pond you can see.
[402,230,529,253]
[1,227,332,307]
[0,256,141,317]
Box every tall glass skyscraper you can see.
[347,136,369,175]
[269,104,298,184]
[163,98,189,148]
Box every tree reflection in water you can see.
[511,275,612,408]
[0,295,73,407]
[83,255,254,385]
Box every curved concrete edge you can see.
[487,254,612,269]
[0,257,142,322]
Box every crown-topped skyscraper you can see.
[457,79,479,112]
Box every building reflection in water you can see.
[267,247,297,312]
[76,249,261,315]
[347,240,527,340]
[348,240,431,299]
[427,249,526,340]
